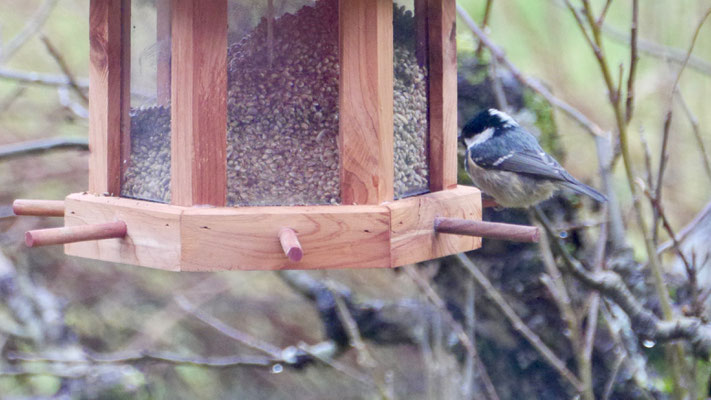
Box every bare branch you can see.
[0,137,88,162]
[0,67,89,89]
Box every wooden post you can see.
[278,227,303,262]
[170,0,227,206]
[434,217,540,243]
[156,0,171,106]
[339,0,394,205]
[428,0,457,192]
[89,0,130,195]
[26,221,127,247]
[13,200,65,217]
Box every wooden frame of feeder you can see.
[16,0,539,271]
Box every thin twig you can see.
[668,8,711,94]
[39,34,89,104]
[657,201,711,255]
[8,350,274,368]
[652,111,673,243]
[489,59,509,112]
[625,0,638,123]
[0,86,27,114]
[638,128,654,192]
[453,255,585,393]
[174,295,283,359]
[582,216,606,382]
[639,185,699,314]
[463,276,477,398]
[326,284,391,400]
[602,353,626,400]
[553,219,605,233]
[535,209,593,400]
[327,284,376,369]
[595,0,613,27]
[296,342,375,388]
[474,0,494,59]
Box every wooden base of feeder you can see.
[62,185,482,271]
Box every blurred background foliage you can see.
[1,0,710,399]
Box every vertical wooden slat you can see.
[89,0,130,195]
[428,0,457,192]
[339,0,394,205]
[120,0,131,182]
[156,0,171,106]
[170,0,227,206]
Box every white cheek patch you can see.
[465,127,495,148]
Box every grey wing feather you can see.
[476,148,575,183]
[473,147,608,202]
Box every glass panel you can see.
[121,0,171,203]
[393,0,429,199]
[226,0,340,206]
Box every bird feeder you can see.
[15,0,538,271]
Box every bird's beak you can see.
[457,132,465,147]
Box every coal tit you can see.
[459,108,607,208]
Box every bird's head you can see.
[459,108,518,148]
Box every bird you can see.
[459,108,607,208]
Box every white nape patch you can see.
[488,108,518,128]
[465,127,495,148]
[493,152,514,166]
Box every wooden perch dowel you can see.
[25,221,127,248]
[482,198,499,208]
[13,199,65,217]
[434,217,540,243]
[278,227,303,262]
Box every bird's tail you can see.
[561,181,607,203]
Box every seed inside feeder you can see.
[122,0,430,205]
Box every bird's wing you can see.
[470,145,576,184]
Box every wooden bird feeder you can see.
[15,0,538,271]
